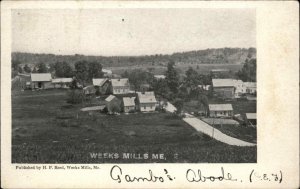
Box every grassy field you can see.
[12,89,256,163]
[108,63,243,76]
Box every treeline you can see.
[11,47,256,68]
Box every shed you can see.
[209,104,233,117]
[105,95,121,114]
[245,113,257,126]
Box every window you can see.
[144,106,146,109]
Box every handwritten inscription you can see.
[110,165,175,183]
[249,169,283,183]
[186,167,237,182]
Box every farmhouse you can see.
[105,95,121,114]
[137,92,157,112]
[209,104,233,118]
[30,73,52,89]
[52,78,73,88]
[92,78,110,95]
[244,82,257,94]
[212,79,235,99]
[245,113,257,126]
[111,78,130,94]
[122,97,136,113]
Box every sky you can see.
[12,9,255,56]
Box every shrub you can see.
[67,89,84,104]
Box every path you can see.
[183,113,255,146]
[165,102,255,147]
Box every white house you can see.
[137,91,157,112]
[30,73,52,89]
[111,78,130,94]
[122,97,136,113]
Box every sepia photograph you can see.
[11,8,257,164]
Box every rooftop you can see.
[137,92,157,104]
[31,73,52,82]
[105,95,116,102]
[92,78,108,86]
[123,97,136,107]
[246,113,257,120]
[212,79,235,87]
[209,104,233,111]
[52,78,73,83]
[111,78,129,87]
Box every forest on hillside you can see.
[12,47,256,68]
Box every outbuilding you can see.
[245,113,257,126]
[30,73,52,89]
[209,104,233,118]
[105,95,121,114]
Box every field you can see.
[108,63,243,76]
[12,89,256,163]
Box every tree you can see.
[75,61,89,86]
[88,61,103,80]
[173,98,184,114]
[54,62,73,78]
[198,94,209,116]
[236,58,256,82]
[67,89,84,104]
[165,61,179,94]
[23,64,32,73]
[37,62,48,73]
[32,67,38,73]
[12,59,21,71]
[128,69,154,92]
[18,66,23,73]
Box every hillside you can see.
[12,47,256,68]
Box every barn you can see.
[212,79,235,99]
[30,73,52,89]
[92,78,110,95]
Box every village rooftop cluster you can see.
[21,67,256,126]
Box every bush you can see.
[67,89,83,104]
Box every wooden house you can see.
[209,104,233,118]
[137,91,157,112]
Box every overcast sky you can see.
[12,9,255,56]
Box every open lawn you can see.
[12,89,256,163]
